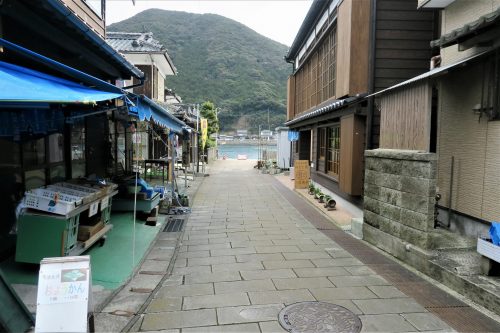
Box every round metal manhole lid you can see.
[278,301,362,333]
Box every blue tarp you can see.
[0,61,123,104]
[129,95,186,134]
[490,222,500,246]
[288,130,299,142]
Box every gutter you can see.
[45,0,144,80]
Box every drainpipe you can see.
[366,0,377,150]
[123,77,145,90]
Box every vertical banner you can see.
[200,118,208,150]
[294,160,310,189]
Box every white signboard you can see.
[35,256,92,333]
[88,202,99,217]
[100,195,109,211]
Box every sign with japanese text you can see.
[35,256,91,333]
[201,118,208,150]
[294,160,310,189]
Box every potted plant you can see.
[324,195,336,210]
[314,188,323,200]
[308,182,316,195]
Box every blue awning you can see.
[0,61,123,104]
[129,95,186,134]
[0,38,126,94]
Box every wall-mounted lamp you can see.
[472,103,498,122]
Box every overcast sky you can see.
[106,0,313,46]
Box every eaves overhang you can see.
[285,95,366,127]
[285,0,329,62]
[431,7,500,49]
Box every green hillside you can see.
[108,9,291,132]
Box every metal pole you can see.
[447,156,454,228]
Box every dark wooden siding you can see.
[374,0,435,92]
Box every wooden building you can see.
[368,0,500,238]
[0,0,143,250]
[284,0,436,203]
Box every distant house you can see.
[107,31,191,168]
[107,32,177,101]
[284,0,436,204]
[236,129,248,138]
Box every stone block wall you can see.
[363,149,437,250]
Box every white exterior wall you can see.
[276,129,291,169]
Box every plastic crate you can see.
[47,185,95,204]
[477,237,500,263]
[24,192,80,215]
[29,188,83,204]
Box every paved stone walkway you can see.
[137,160,475,332]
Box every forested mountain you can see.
[109,9,292,132]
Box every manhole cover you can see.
[278,301,362,333]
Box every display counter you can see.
[15,182,117,264]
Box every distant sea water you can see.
[217,143,276,160]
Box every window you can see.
[318,127,326,161]
[71,120,86,178]
[294,25,337,115]
[326,125,340,178]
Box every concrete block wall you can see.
[363,149,437,250]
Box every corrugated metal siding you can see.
[379,82,432,150]
[374,0,435,92]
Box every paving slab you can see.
[183,292,250,310]
[240,268,296,280]
[182,323,260,333]
[236,253,284,262]
[141,309,217,330]
[328,275,390,287]
[259,321,287,333]
[214,279,276,294]
[292,267,350,277]
[187,255,236,266]
[157,283,213,297]
[262,259,315,269]
[272,277,335,290]
[211,261,264,272]
[146,297,183,312]
[310,286,378,300]
[402,313,455,331]
[184,270,242,284]
[216,304,285,325]
[353,298,427,314]
[359,314,418,332]
[368,285,408,298]
[248,289,315,305]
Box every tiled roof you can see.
[431,7,500,48]
[106,32,165,53]
[285,95,365,126]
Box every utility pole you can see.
[267,108,270,130]
[195,104,199,174]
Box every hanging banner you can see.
[200,118,208,150]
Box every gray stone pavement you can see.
[136,160,455,332]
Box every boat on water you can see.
[237,154,248,160]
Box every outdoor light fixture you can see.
[472,103,498,121]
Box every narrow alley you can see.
[130,160,500,332]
